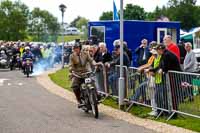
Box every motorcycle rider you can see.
[0,50,8,67]
[22,46,34,73]
[69,42,98,107]
[0,50,8,59]
[10,44,21,66]
[0,45,7,55]
[31,44,43,62]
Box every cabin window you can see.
[90,26,105,42]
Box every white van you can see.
[65,27,79,35]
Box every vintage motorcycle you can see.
[0,56,8,68]
[24,58,33,77]
[9,54,21,70]
[72,71,99,119]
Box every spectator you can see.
[156,44,181,73]
[106,43,130,96]
[135,39,151,66]
[178,40,187,64]
[153,44,181,115]
[89,45,101,62]
[137,41,157,72]
[94,42,112,93]
[163,35,180,62]
[99,42,112,63]
[183,42,198,73]
[131,46,158,105]
[123,42,133,66]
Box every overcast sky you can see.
[11,0,200,23]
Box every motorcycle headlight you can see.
[81,84,87,90]
[26,60,30,64]
[85,78,92,84]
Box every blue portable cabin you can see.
[88,20,180,66]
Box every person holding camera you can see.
[135,39,151,66]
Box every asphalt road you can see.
[0,69,156,133]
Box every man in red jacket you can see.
[163,35,180,62]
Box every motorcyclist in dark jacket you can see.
[31,44,42,62]
[22,46,34,73]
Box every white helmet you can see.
[0,50,5,54]
[25,46,30,50]
[1,45,5,49]
[113,39,120,47]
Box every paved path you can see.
[0,69,155,133]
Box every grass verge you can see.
[57,35,85,42]
[49,68,200,132]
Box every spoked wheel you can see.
[18,62,21,70]
[80,98,89,113]
[89,90,99,119]
[10,64,13,71]
[26,67,30,77]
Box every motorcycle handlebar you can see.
[71,71,94,78]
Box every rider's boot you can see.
[23,67,25,74]
[74,89,84,108]
[31,65,33,73]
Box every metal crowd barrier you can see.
[94,63,109,97]
[105,65,128,99]
[94,65,200,120]
[126,67,172,119]
[95,64,128,101]
[167,70,200,120]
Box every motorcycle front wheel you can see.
[26,66,30,77]
[89,89,99,119]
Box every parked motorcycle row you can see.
[0,41,72,77]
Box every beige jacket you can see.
[69,51,94,74]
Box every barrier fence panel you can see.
[168,71,200,120]
[95,63,109,96]
[104,65,128,99]
[126,67,172,118]
[95,65,200,120]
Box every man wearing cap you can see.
[156,44,181,72]
[69,43,98,107]
[153,44,181,115]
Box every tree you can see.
[70,16,81,27]
[99,4,147,20]
[124,4,146,20]
[166,0,199,30]
[99,11,113,20]
[146,6,168,21]
[146,0,200,30]
[29,8,60,42]
[168,0,197,6]
[0,0,29,41]
[75,17,89,29]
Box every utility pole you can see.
[59,4,67,69]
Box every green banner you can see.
[192,79,200,86]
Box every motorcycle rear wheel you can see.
[89,90,99,119]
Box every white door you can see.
[157,28,167,44]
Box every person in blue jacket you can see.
[135,39,151,66]
[22,46,34,73]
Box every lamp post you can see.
[119,0,124,109]
[59,4,66,68]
